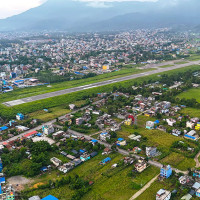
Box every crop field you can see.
[160,152,195,171]
[23,153,159,200]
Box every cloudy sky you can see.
[0,0,156,19]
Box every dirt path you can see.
[195,151,200,168]
[7,176,33,191]
[129,174,159,200]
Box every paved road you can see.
[3,60,200,107]
[129,174,159,200]
[67,129,187,174]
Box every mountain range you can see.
[0,0,199,32]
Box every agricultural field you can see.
[23,153,159,200]
[161,152,195,171]
[135,178,178,200]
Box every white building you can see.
[99,132,111,141]
[42,124,54,135]
[156,189,171,200]
[166,119,176,126]
[186,121,195,129]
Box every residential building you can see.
[146,121,154,129]
[52,131,64,139]
[16,113,24,121]
[192,182,200,198]
[195,123,200,131]
[134,158,147,173]
[50,157,62,167]
[100,157,111,165]
[99,132,110,141]
[69,104,76,110]
[116,138,126,146]
[80,153,90,162]
[156,189,171,200]
[193,170,200,178]
[146,147,157,157]
[160,165,172,179]
[124,118,132,126]
[186,121,195,129]
[29,196,41,200]
[166,119,176,126]
[76,118,83,125]
[41,195,58,200]
[184,130,198,141]
[42,124,54,135]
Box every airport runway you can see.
[3,60,200,107]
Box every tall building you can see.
[160,165,172,179]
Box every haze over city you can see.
[0,0,199,200]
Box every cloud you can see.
[77,0,157,8]
[0,0,157,19]
[0,0,46,19]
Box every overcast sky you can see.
[0,0,156,19]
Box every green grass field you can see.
[24,153,159,200]
[135,179,175,200]
[188,54,200,61]
[174,61,188,64]
[117,123,197,170]
[180,107,200,118]
[161,152,195,171]
[28,106,71,122]
[177,88,200,103]
[159,64,174,68]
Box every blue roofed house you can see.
[0,126,8,132]
[90,139,98,146]
[160,165,172,179]
[99,132,111,141]
[100,157,111,165]
[42,195,59,200]
[79,149,85,155]
[16,113,24,121]
[193,170,200,178]
[41,166,48,172]
[116,138,126,146]
[0,177,5,184]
